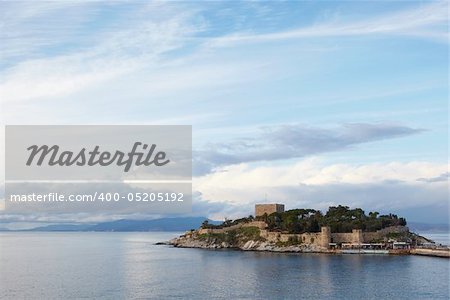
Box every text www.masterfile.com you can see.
[8,192,185,202]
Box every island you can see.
[166,203,450,258]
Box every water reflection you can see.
[1,232,449,299]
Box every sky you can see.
[0,0,448,227]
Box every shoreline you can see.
[163,233,450,258]
[164,242,450,258]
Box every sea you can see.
[418,232,450,246]
[0,232,449,299]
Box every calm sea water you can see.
[419,232,450,246]
[1,232,449,299]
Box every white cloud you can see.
[193,159,449,222]
[0,12,198,103]
[207,1,448,47]
[193,123,424,175]
[2,1,447,105]
[195,158,448,191]
[0,1,94,60]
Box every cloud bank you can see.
[194,123,423,175]
[195,159,449,223]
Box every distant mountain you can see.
[10,220,450,233]
[27,217,220,232]
[87,217,215,232]
[29,224,93,231]
[408,222,449,233]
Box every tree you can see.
[201,220,209,229]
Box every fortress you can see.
[174,204,449,257]
[198,203,409,249]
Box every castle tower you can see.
[255,204,285,217]
[320,226,331,248]
[351,229,363,244]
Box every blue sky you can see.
[0,1,448,226]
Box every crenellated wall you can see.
[260,230,323,246]
[199,223,408,249]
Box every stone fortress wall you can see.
[196,204,409,248]
[198,220,406,249]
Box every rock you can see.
[154,242,169,245]
[242,240,256,250]
[165,231,332,254]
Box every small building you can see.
[421,242,436,249]
[255,204,285,217]
[329,243,337,249]
[393,242,410,250]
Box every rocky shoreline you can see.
[157,204,447,256]
[162,235,450,257]
[165,233,333,253]
[160,229,449,257]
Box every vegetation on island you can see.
[198,226,265,245]
[201,216,255,229]
[202,205,407,234]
